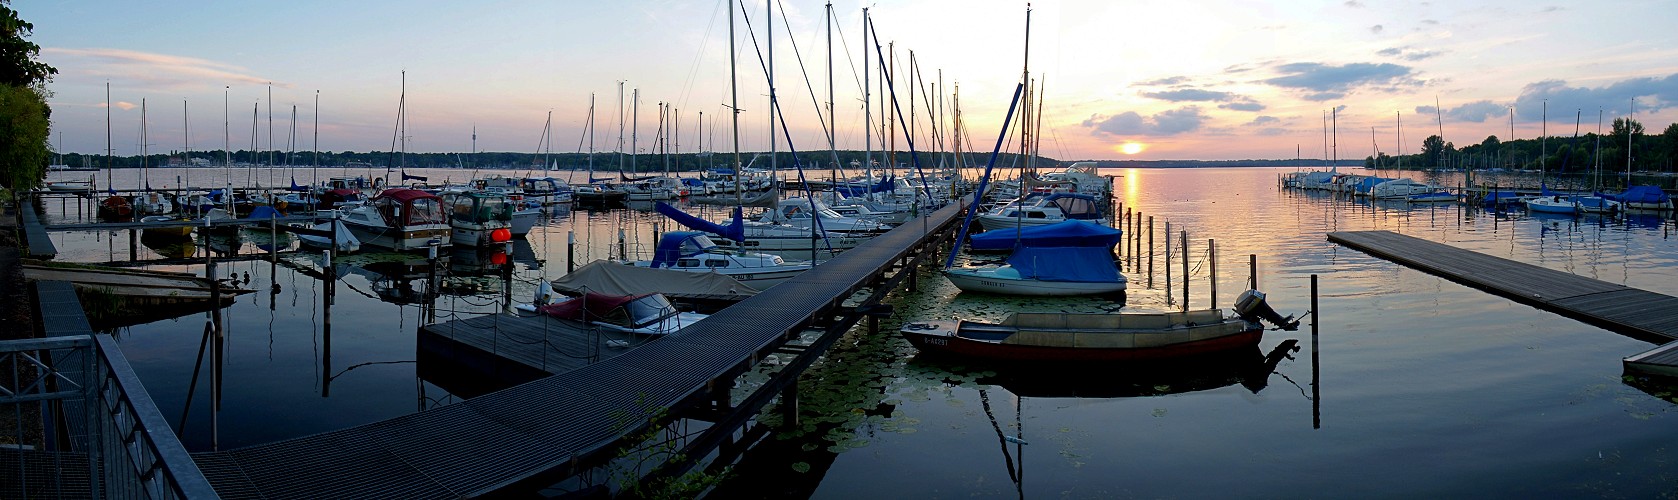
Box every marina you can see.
[8,165,1678,497]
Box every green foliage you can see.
[0,1,56,88]
[0,83,50,189]
[1420,135,1446,167]
[1611,117,1645,137]
[608,397,731,499]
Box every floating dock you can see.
[1328,230,1678,343]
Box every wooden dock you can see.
[417,312,648,396]
[1328,230,1678,343]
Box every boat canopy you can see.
[373,188,446,226]
[1605,185,1671,204]
[649,231,718,268]
[537,292,677,329]
[552,260,757,296]
[969,220,1121,251]
[442,191,513,224]
[1005,246,1119,282]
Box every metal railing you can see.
[2,335,216,499]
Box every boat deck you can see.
[1328,230,1678,343]
[190,202,964,498]
[1625,342,1678,378]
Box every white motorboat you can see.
[1525,195,1579,215]
[758,197,891,236]
[440,190,513,247]
[975,192,1105,231]
[1369,178,1438,200]
[518,292,708,336]
[339,188,452,251]
[626,231,813,289]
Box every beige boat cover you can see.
[551,260,759,297]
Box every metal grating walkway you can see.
[1329,230,1678,343]
[192,203,965,498]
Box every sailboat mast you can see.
[1626,98,1634,185]
[631,88,639,175]
[767,0,776,184]
[729,0,742,206]
[313,90,319,190]
[183,99,190,193]
[589,94,596,179]
[1396,111,1403,170]
[862,8,872,193]
[1593,108,1603,189]
[105,82,112,191]
[826,2,835,183]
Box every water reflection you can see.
[917,339,1302,399]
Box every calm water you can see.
[39,166,1678,496]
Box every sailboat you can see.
[337,75,452,250]
[97,83,134,222]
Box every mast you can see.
[183,99,190,194]
[1396,111,1403,170]
[1021,4,1032,172]
[631,87,639,175]
[267,82,274,167]
[826,2,835,184]
[863,7,871,193]
[105,82,112,191]
[729,0,742,206]
[1433,96,1443,170]
[767,0,776,186]
[313,91,319,187]
[1541,99,1547,178]
[1593,108,1603,189]
[1626,98,1634,185]
[589,94,596,181]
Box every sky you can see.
[17,0,1678,162]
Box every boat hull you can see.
[344,223,452,251]
[901,319,1263,362]
[944,268,1126,296]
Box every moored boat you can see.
[340,188,452,251]
[900,289,1299,362]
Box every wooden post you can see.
[567,230,576,273]
[1164,221,1171,302]
[1147,216,1155,288]
[1208,239,1216,309]
[1249,254,1258,290]
[1311,273,1320,429]
[128,228,137,261]
[1181,230,1188,313]
[617,228,627,261]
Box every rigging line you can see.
[775,0,843,169]
[676,0,725,113]
[828,6,867,101]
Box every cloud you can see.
[1370,25,1384,34]
[1257,127,1290,136]
[1249,116,1280,126]
[1414,100,1506,123]
[1263,62,1423,99]
[1513,73,1678,120]
[42,47,279,89]
[1083,106,1209,137]
[1378,46,1443,61]
[1344,0,1364,7]
[99,101,137,111]
[1220,101,1266,112]
[1141,89,1231,102]
[1136,76,1190,86]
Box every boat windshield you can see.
[624,294,677,328]
[407,198,446,225]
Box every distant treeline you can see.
[1365,119,1678,173]
[56,149,1060,173]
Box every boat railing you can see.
[1,334,216,498]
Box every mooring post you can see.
[781,383,799,428]
[618,228,627,261]
[907,256,918,292]
[128,228,137,261]
[1164,221,1171,301]
[1249,254,1258,290]
[1311,273,1320,430]
[566,230,576,273]
[653,222,661,249]
[1147,216,1155,288]
[1116,202,1124,262]
[1180,230,1189,313]
[1208,239,1217,309]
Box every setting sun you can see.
[1120,142,1145,155]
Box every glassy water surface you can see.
[39,166,1678,496]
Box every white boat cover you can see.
[297,219,361,253]
[552,260,759,297]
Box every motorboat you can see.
[98,194,133,222]
[1369,178,1438,200]
[899,289,1299,362]
[758,197,891,236]
[975,192,1105,231]
[440,190,513,247]
[1405,191,1457,203]
[339,188,452,251]
[626,231,813,289]
[944,246,1127,296]
[522,292,708,336]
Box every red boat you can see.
[98,194,133,222]
[900,290,1299,363]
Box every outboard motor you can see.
[1234,289,1300,331]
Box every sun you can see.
[1120,142,1145,155]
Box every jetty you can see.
[1328,230,1678,377]
[187,202,966,497]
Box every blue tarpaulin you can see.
[968,220,1121,251]
[1005,247,1119,282]
[1605,185,1671,205]
[654,201,744,242]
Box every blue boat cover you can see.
[1005,246,1119,282]
[969,220,1121,251]
[654,201,744,242]
[649,231,712,268]
[833,175,895,197]
[1606,185,1671,204]
[246,205,283,219]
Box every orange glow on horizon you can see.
[1120,142,1145,155]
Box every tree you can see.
[1421,135,1446,168]
[1611,117,1644,138]
[0,1,54,190]
[0,1,55,88]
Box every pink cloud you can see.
[43,47,282,89]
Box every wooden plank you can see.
[1329,230,1678,343]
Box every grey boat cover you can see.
[551,260,759,297]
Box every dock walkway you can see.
[1328,230,1678,343]
[191,202,965,498]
